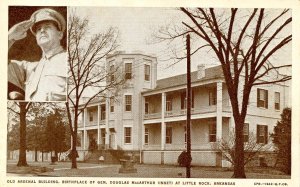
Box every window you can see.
[110,65,115,82]
[89,111,93,121]
[181,92,186,109]
[166,127,172,144]
[257,125,268,144]
[243,123,249,142]
[110,97,114,113]
[125,95,132,111]
[166,95,172,112]
[100,105,106,120]
[209,122,216,142]
[125,63,132,80]
[209,88,217,106]
[257,88,268,108]
[101,129,106,144]
[77,132,81,146]
[275,92,280,110]
[166,101,172,111]
[145,128,149,145]
[124,127,132,144]
[181,90,194,109]
[145,102,149,114]
[144,64,150,81]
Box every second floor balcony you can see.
[143,82,232,121]
[144,105,231,120]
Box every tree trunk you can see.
[232,118,246,178]
[71,131,78,169]
[17,102,28,167]
[35,147,38,162]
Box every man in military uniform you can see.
[8,8,67,101]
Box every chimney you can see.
[197,64,205,79]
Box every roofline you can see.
[142,77,224,96]
[107,52,157,60]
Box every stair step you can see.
[84,150,122,164]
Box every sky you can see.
[72,7,292,79]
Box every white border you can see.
[1,1,299,187]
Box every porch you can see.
[143,82,232,123]
[142,118,230,151]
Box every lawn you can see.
[7,161,290,179]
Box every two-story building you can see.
[75,51,290,167]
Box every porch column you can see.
[97,104,100,148]
[216,81,223,140]
[79,131,83,149]
[141,96,145,148]
[229,116,235,130]
[161,92,166,150]
[83,108,87,150]
[105,98,110,149]
[142,123,145,149]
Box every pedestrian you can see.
[8,7,67,101]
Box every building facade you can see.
[75,51,290,167]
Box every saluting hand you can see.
[8,19,34,41]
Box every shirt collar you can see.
[42,46,64,60]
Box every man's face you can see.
[35,21,63,49]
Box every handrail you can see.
[59,148,72,161]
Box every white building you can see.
[75,51,290,166]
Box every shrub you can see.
[177,151,192,167]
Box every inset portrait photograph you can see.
[8,6,67,102]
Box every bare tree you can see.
[156,8,291,178]
[212,129,272,168]
[7,101,32,166]
[66,11,125,169]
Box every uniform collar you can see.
[42,46,64,60]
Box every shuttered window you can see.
[124,127,132,144]
[144,64,150,81]
[125,95,132,111]
[257,125,268,144]
[209,123,216,142]
[243,123,249,142]
[125,63,132,80]
[275,92,280,110]
[145,128,149,145]
[209,88,217,106]
[166,127,172,144]
[257,88,268,108]
[181,90,194,109]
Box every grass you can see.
[7,161,290,179]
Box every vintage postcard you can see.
[1,1,299,187]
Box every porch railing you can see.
[167,106,218,117]
[143,144,161,150]
[222,105,232,112]
[143,143,213,150]
[144,112,161,120]
[78,120,106,127]
[59,148,71,161]
[144,105,232,120]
